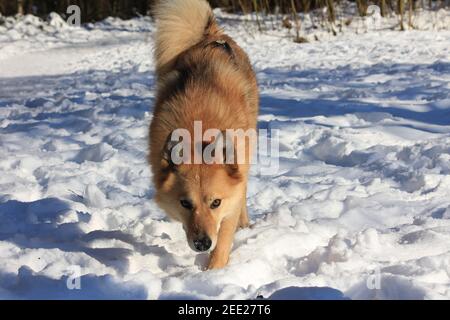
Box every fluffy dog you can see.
[149,0,259,269]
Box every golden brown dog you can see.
[148,0,259,269]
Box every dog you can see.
[148,0,259,269]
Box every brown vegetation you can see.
[0,1,448,26]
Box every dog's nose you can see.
[193,236,212,252]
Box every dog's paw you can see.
[238,221,250,229]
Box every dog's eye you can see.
[210,199,221,209]
[180,199,193,210]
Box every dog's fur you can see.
[148,0,259,269]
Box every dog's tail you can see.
[153,0,221,75]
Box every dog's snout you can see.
[193,235,212,252]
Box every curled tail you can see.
[153,0,221,76]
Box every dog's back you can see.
[150,0,258,186]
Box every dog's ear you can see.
[219,131,242,180]
[223,146,241,180]
[161,134,182,170]
[202,132,241,180]
[224,162,241,180]
[155,134,181,191]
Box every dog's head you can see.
[154,137,246,252]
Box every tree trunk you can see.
[290,0,301,39]
[398,0,405,30]
[252,0,262,31]
[356,0,368,16]
[408,0,413,28]
[379,0,387,16]
[17,0,24,15]
[326,0,336,22]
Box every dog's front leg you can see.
[207,213,239,270]
[239,184,249,229]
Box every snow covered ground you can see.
[0,9,450,299]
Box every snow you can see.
[1,8,450,300]
[267,286,348,300]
